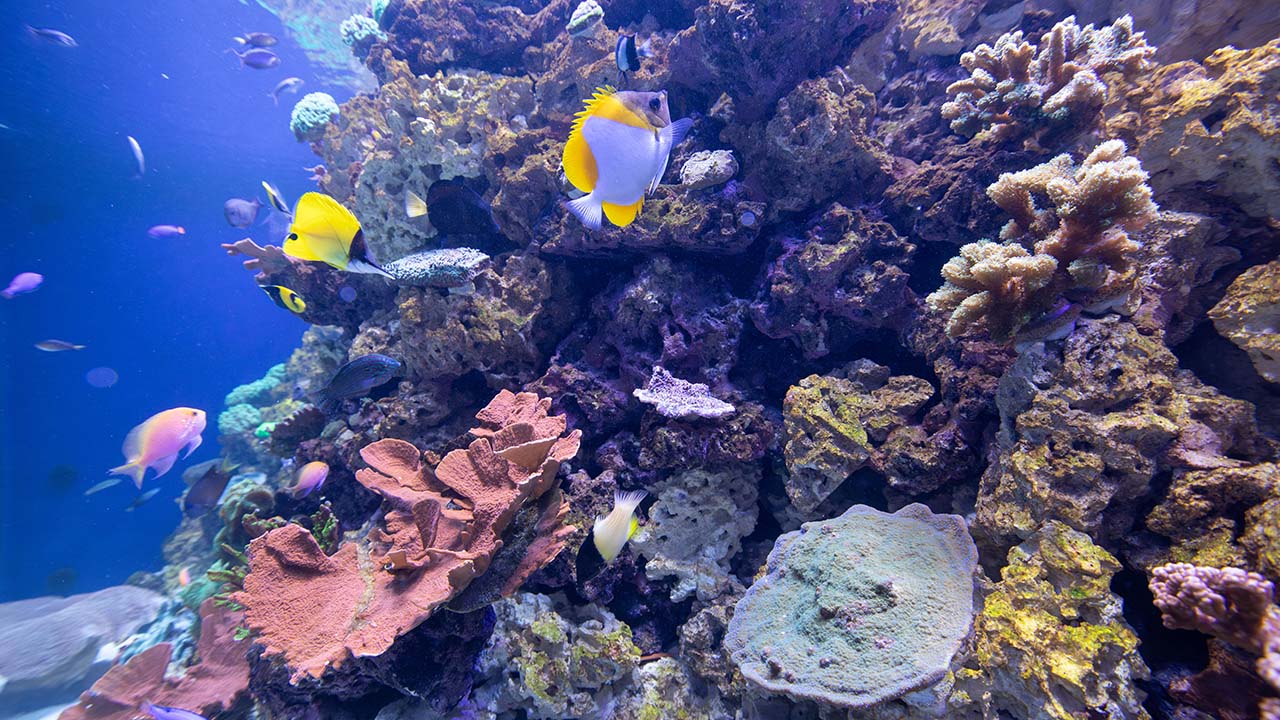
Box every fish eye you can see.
[649,97,660,110]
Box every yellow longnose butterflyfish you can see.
[283,192,393,278]
[562,87,691,230]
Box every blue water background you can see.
[0,0,350,600]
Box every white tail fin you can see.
[614,489,647,514]
[566,193,603,230]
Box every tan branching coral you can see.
[942,15,1154,141]
[928,140,1157,344]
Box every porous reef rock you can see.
[975,317,1270,556]
[236,390,580,681]
[1210,261,1280,385]
[725,503,978,709]
[1145,463,1280,571]
[630,465,758,602]
[950,522,1150,720]
[1113,39,1280,222]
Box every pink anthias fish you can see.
[108,407,207,489]
[2,272,43,299]
[290,460,330,498]
[148,225,186,239]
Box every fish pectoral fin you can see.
[602,198,643,228]
[649,118,694,195]
[566,193,604,230]
[183,433,203,459]
[151,453,180,479]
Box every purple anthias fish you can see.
[231,48,281,69]
[290,461,330,498]
[223,197,262,228]
[148,225,186,239]
[2,272,43,299]
[25,25,77,47]
[141,701,207,720]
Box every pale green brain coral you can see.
[290,92,341,142]
[724,503,978,709]
[224,363,286,407]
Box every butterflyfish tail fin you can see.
[566,193,603,230]
[602,199,643,228]
[108,462,147,490]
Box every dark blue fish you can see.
[230,48,281,69]
[317,354,401,410]
[234,32,278,48]
[426,178,500,237]
[182,460,237,518]
[141,701,207,720]
[25,25,77,47]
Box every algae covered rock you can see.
[1210,261,1280,385]
[953,521,1150,720]
[725,503,978,709]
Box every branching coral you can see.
[942,15,1155,142]
[927,140,1157,344]
[237,390,580,681]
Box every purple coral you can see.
[633,366,735,420]
[1150,563,1275,653]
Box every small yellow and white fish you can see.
[261,284,306,314]
[592,489,647,562]
[405,189,428,218]
[562,87,691,229]
[35,339,85,352]
[262,180,291,215]
[283,192,393,278]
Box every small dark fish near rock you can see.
[125,487,162,512]
[615,34,652,81]
[230,48,281,70]
[26,25,77,47]
[224,197,263,228]
[233,32,278,48]
[316,353,401,410]
[426,178,501,238]
[182,459,237,518]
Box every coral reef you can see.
[725,504,977,709]
[632,366,735,420]
[237,390,579,680]
[928,140,1157,344]
[1210,261,1280,384]
[290,92,340,142]
[942,15,1155,143]
[952,522,1149,719]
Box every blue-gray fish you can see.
[269,77,305,106]
[124,487,162,512]
[26,25,77,47]
[230,48,280,69]
[317,354,401,409]
[224,197,262,228]
[233,32,277,48]
[141,701,207,720]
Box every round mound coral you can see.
[290,92,340,142]
[724,503,978,709]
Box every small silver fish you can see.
[35,339,85,352]
[84,477,123,496]
[26,25,77,47]
[125,487,162,512]
[128,136,145,177]
[269,77,305,106]
[141,701,207,720]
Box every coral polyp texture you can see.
[724,503,978,709]
[942,15,1155,142]
[289,91,340,142]
[928,139,1156,344]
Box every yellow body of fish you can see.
[261,284,306,314]
[593,489,646,562]
[562,87,692,230]
[108,407,207,489]
[284,192,392,278]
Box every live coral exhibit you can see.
[10,1,1280,720]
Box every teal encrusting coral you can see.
[289,92,340,142]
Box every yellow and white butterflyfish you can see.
[562,87,692,230]
[592,489,647,562]
[283,192,393,278]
